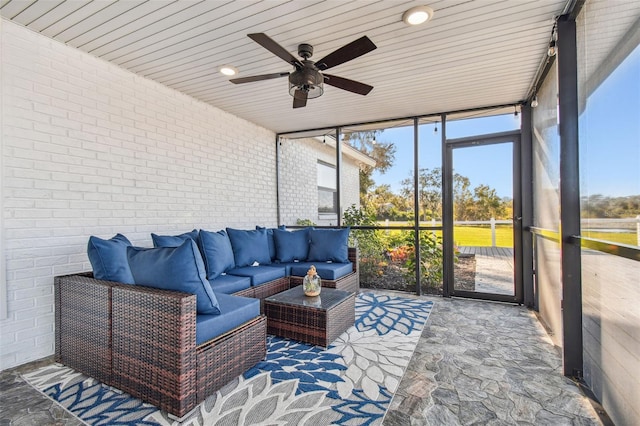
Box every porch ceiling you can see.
[1,0,568,133]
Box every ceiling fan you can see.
[229,33,376,108]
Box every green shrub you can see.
[343,205,388,284]
[402,231,444,289]
[343,205,445,292]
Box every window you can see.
[318,161,337,214]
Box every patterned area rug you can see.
[23,293,433,426]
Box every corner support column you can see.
[557,14,583,378]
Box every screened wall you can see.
[532,59,562,347]
[277,110,519,298]
[530,1,640,425]
[278,118,445,296]
[576,1,640,425]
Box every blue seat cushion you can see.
[152,229,199,247]
[227,265,286,286]
[289,261,353,281]
[87,233,135,284]
[196,293,260,345]
[276,261,306,276]
[208,274,251,295]
[273,228,311,262]
[256,225,285,261]
[226,228,271,267]
[198,229,235,280]
[127,239,220,315]
[307,228,350,263]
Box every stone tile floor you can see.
[381,291,604,425]
[0,291,604,425]
[0,357,83,426]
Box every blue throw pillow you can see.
[127,239,220,315]
[307,228,350,263]
[151,229,199,247]
[198,229,235,280]
[226,228,271,267]
[256,225,286,261]
[273,228,311,262]
[87,234,135,284]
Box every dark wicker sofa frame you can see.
[54,247,358,418]
[55,274,266,418]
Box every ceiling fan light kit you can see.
[288,67,324,99]
[402,5,434,25]
[229,33,376,108]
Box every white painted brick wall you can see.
[341,161,361,216]
[0,20,281,370]
[279,137,361,226]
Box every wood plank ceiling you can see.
[1,0,569,133]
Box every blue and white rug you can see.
[23,293,433,425]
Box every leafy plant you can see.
[401,230,444,291]
[343,205,388,284]
[296,218,316,226]
[343,204,376,228]
[388,245,411,263]
[343,205,449,293]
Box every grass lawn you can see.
[451,226,514,247]
[377,223,514,247]
[581,230,638,246]
[377,222,638,247]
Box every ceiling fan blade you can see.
[229,72,289,84]
[315,36,376,70]
[323,74,373,95]
[293,90,308,108]
[248,33,303,68]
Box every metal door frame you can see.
[442,130,523,303]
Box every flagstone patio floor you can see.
[0,291,604,425]
[380,290,604,425]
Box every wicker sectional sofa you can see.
[56,227,358,418]
[55,272,267,417]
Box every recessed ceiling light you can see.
[402,5,434,26]
[219,65,238,76]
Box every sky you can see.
[371,44,640,199]
[371,115,519,198]
[579,43,640,198]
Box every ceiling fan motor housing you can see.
[298,43,314,59]
[289,60,324,99]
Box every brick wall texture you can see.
[0,20,363,370]
[0,20,278,369]
[278,137,361,227]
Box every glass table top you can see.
[264,285,353,310]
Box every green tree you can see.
[342,131,396,200]
[400,167,471,221]
[399,167,516,221]
[581,194,640,218]
[452,173,473,221]
[470,184,506,220]
[400,168,441,221]
[367,184,411,220]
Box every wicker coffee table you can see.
[264,286,355,347]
